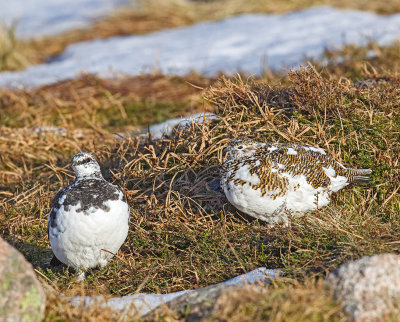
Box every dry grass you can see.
[43,287,129,321]
[1,42,400,319]
[3,0,400,71]
[210,278,347,321]
[0,25,33,71]
[313,41,400,78]
[148,278,347,321]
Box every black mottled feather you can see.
[48,179,121,229]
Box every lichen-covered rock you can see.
[326,253,400,321]
[0,237,45,322]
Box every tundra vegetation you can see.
[0,1,400,320]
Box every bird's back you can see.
[222,142,367,196]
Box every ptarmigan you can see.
[220,137,372,225]
[48,152,130,280]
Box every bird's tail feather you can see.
[353,175,371,183]
[354,168,372,175]
[349,168,372,183]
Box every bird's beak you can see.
[222,147,228,154]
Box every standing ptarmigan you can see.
[220,137,372,225]
[48,152,130,280]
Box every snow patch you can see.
[1,7,400,88]
[147,112,217,139]
[70,267,279,316]
[0,0,132,39]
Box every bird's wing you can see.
[259,144,338,189]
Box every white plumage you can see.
[220,137,371,225]
[48,152,129,280]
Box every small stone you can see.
[326,253,400,321]
[0,237,46,322]
[28,125,67,137]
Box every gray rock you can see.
[145,282,265,320]
[70,267,277,317]
[353,79,378,89]
[0,237,46,322]
[353,77,392,89]
[326,253,400,321]
[28,126,67,137]
[26,126,84,139]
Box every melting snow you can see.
[1,7,400,88]
[70,267,278,316]
[147,112,218,139]
[0,0,131,39]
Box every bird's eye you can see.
[82,157,92,163]
[237,145,243,149]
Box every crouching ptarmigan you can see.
[220,137,372,225]
[48,152,130,280]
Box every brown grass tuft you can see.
[211,278,347,321]
[0,25,33,71]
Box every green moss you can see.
[0,271,14,291]
[20,285,44,321]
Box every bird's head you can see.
[223,137,261,159]
[71,152,102,179]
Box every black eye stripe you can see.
[237,145,244,149]
[75,157,93,166]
